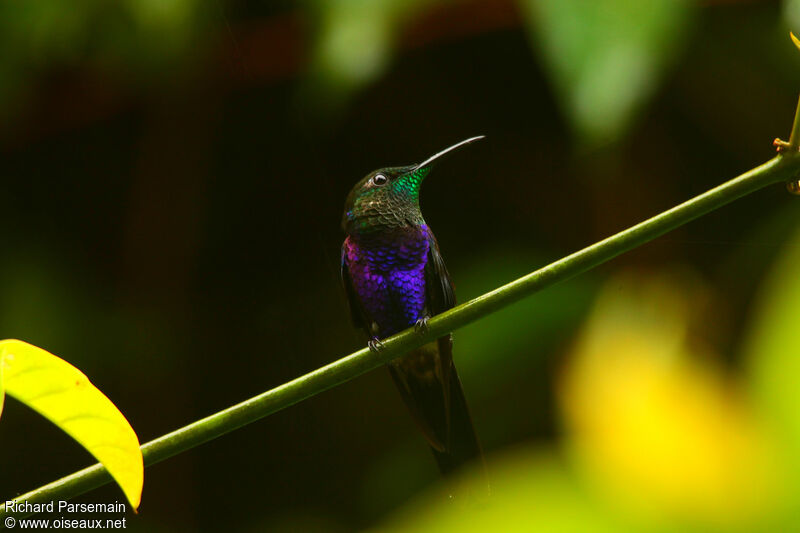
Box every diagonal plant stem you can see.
[3,137,800,519]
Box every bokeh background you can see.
[2,0,800,531]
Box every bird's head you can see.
[341,136,484,234]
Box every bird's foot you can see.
[414,316,430,334]
[368,337,385,353]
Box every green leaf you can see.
[0,340,143,510]
[311,0,395,89]
[519,0,693,145]
[306,0,432,101]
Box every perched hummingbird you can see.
[340,136,485,476]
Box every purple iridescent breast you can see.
[344,225,431,335]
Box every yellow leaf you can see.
[0,346,4,417]
[559,273,781,526]
[0,340,143,510]
[792,32,800,51]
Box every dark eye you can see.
[372,174,388,186]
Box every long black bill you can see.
[412,135,485,171]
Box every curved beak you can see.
[412,135,485,171]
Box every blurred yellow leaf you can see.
[0,340,143,510]
[560,272,781,527]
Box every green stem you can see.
[2,153,799,518]
[790,94,800,150]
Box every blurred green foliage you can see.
[309,0,426,89]
[744,223,800,499]
[0,0,207,118]
[1,0,694,145]
[520,0,693,146]
[785,0,800,36]
[455,248,597,393]
[303,0,694,144]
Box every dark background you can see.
[1,1,799,530]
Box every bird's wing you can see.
[340,242,369,332]
[424,229,456,313]
[424,229,456,382]
[421,228,457,413]
[421,229,484,475]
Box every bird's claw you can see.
[368,337,385,353]
[414,316,430,334]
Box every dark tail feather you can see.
[430,365,485,477]
[387,338,487,484]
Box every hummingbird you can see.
[340,136,485,476]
